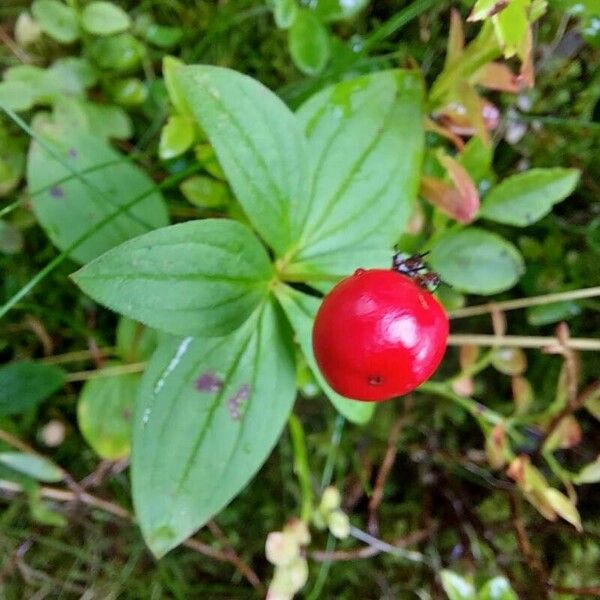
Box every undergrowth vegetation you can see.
[0,0,599,598]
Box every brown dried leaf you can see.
[472,62,520,92]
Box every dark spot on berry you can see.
[50,185,64,198]
[195,371,223,393]
[368,375,383,386]
[354,268,366,276]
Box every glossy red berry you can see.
[312,269,449,402]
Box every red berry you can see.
[312,269,449,402]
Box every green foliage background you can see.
[0,0,599,598]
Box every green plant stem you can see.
[449,286,600,318]
[288,414,314,523]
[362,0,444,53]
[65,362,147,383]
[0,198,22,219]
[418,381,524,444]
[306,533,336,600]
[0,164,201,321]
[448,348,494,383]
[448,334,600,351]
[320,415,345,491]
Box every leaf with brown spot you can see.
[472,62,520,92]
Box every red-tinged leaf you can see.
[458,82,490,144]
[544,416,582,451]
[437,152,480,222]
[467,0,509,22]
[421,177,476,223]
[516,26,535,88]
[472,62,519,92]
[485,422,507,469]
[512,376,534,414]
[425,118,465,151]
[446,9,464,69]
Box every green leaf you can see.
[132,298,296,557]
[544,487,583,531]
[27,126,168,264]
[49,57,98,92]
[287,71,424,284]
[459,136,493,184]
[109,78,148,106]
[0,81,36,112]
[275,285,374,424]
[440,570,477,600]
[144,24,183,48]
[526,301,581,326]
[175,65,310,256]
[271,0,298,29]
[0,452,63,483]
[288,9,331,75]
[52,97,133,140]
[480,168,580,226]
[313,0,369,21]
[89,33,144,72]
[584,384,600,421]
[179,175,230,209]
[0,361,65,417]
[77,370,138,459]
[81,1,131,35]
[159,115,196,160]
[429,228,524,294]
[575,457,600,484]
[163,56,191,117]
[116,317,158,363]
[72,219,274,338]
[492,0,529,58]
[31,0,79,44]
[479,576,519,600]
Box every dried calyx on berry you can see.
[392,251,442,292]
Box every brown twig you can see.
[310,528,432,562]
[508,491,550,599]
[207,520,263,590]
[549,584,600,596]
[0,479,262,590]
[368,401,412,535]
[0,25,33,64]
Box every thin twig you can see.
[368,402,412,535]
[65,362,147,382]
[448,334,600,351]
[310,529,432,562]
[0,25,33,64]
[207,521,262,590]
[349,526,429,564]
[550,584,600,596]
[508,492,549,599]
[448,287,600,319]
